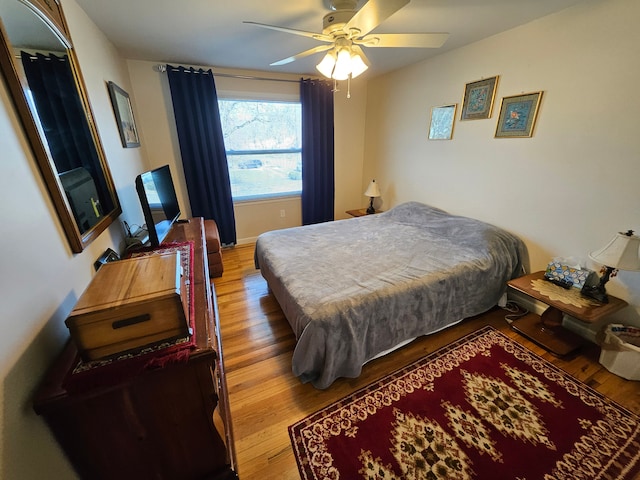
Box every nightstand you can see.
[507,271,628,356]
[346,208,382,217]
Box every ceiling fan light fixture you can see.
[247,0,449,84]
[315,46,368,80]
[349,50,369,78]
[316,50,338,78]
[332,48,353,80]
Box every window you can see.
[218,99,301,201]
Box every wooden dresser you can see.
[33,218,237,479]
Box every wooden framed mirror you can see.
[0,0,121,253]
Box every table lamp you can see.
[581,230,640,303]
[364,179,380,214]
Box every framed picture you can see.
[107,81,140,148]
[428,104,457,140]
[460,75,499,120]
[495,91,543,138]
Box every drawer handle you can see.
[112,314,151,329]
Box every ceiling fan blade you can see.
[356,33,449,48]
[344,0,410,37]
[270,44,333,66]
[243,21,333,42]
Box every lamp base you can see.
[580,266,615,304]
[366,198,375,215]
[581,285,609,304]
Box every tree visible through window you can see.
[218,99,301,201]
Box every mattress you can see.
[254,202,526,388]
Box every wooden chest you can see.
[65,251,190,361]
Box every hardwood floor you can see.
[213,244,640,480]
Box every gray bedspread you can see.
[254,202,525,388]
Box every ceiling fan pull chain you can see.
[347,74,351,99]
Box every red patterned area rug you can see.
[289,326,640,479]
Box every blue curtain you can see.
[300,78,335,225]
[21,52,114,214]
[166,65,236,245]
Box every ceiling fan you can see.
[244,0,449,81]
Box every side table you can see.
[346,208,382,217]
[507,271,628,356]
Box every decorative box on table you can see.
[65,251,190,361]
[544,260,594,289]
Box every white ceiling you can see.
[75,0,588,78]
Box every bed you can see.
[254,202,526,388]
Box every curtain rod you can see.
[154,64,310,84]
[15,54,66,61]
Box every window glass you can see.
[219,99,301,201]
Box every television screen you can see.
[135,165,181,246]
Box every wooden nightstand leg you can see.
[511,306,584,357]
[540,306,563,327]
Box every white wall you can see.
[127,61,368,243]
[0,0,147,477]
[363,0,640,326]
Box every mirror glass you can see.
[0,0,121,252]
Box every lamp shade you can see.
[316,50,337,78]
[364,179,380,198]
[332,49,353,81]
[589,231,640,271]
[347,49,369,78]
[316,47,369,80]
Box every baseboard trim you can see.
[235,236,258,246]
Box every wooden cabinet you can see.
[33,218,237,479]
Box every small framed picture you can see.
[428,104,457,140]
[107,81,140,148]
[460,75,499,120]
[495,91,543,138]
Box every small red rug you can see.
[289,326,640,479]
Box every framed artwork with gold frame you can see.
[107,81,140,148]
[428,104,457,140]
[460,76,499,120]
[495,91,543,138]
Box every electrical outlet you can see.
[94,248,120,271]
[280,209,286,218]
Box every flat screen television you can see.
[135,165,181,246]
